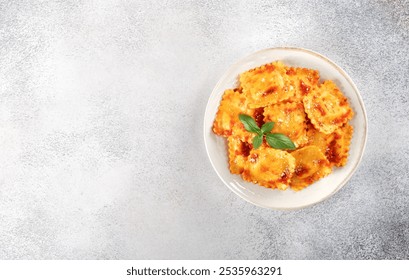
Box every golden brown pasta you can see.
[212,61,354,191]
[326,123,353,167]
[240,61,294,108]
[290,146,332,191]
[286,66,320,102]
[264,102,308,147]
[242,146,296,190]
[306,122,333,155]
[213,89,250,137]
[231,108,264,143]
[303,80,353,134]
[227,136,251,174]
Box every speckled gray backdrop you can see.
[0,0,408,259]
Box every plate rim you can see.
[203,46,368,210]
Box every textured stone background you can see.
[0,0,408,259]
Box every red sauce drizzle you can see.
[286,68,296,75]
[314,104,326,116]
[241,141,252,157]
[284,106,297,114]
[265,64,276,72]
[326,139,340,164]
[295,165,309,177]
[333,111,351,124]
[255,64,275,74]
[339,97,348,106]
[277,169,290,183]
[262,86,278,96]
[249,153,258,163]
[254,108,265,127]
[300,80,310,95]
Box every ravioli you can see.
[303,80,353,134]
[306,122,353,167]
[290,146,332,191]
[213,89,250,137]
[231,108,264,142]
[240,61,295,108]
[326,123,353,167]
[286,66,320,102]
[212,61,354,192]
[242,147,295,190]
[264,102,308,147]
[306,122,333,155]
[227,136,252,174]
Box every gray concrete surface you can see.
[0,0,408,259]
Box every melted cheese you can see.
[242,146,295,190]
[303,80,354,134]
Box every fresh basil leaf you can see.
[252,134,263,149]
[239,114,261,133]
[266,133,296,150]
[261,122,274,134]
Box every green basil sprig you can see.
[238,114,296,150]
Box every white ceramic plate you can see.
[204,47,367,210]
